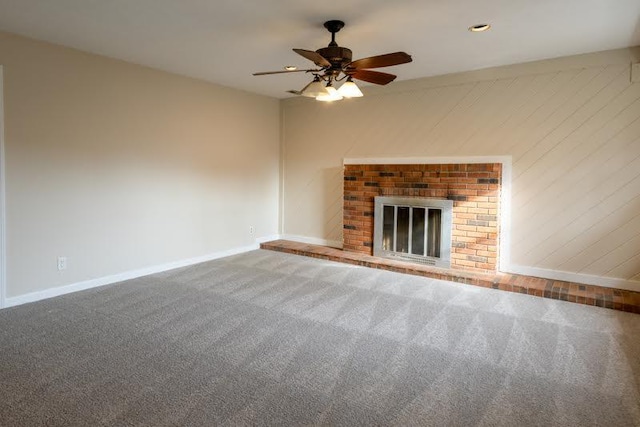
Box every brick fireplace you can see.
[343,163,502,273]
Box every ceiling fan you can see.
[253,20,412,101]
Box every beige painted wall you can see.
[281,47,640,288]
[0,31,280,298]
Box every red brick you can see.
[469,196,490,203]
[477,251,498,259]
[467,231,489,238]
[466,243,488,251]
[454,259,477,268]
[476,226,496,233]
[454,248,478,256]
[447,183,468,189]
[343,162,501,273]
[468,208,489,214]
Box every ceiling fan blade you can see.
[253,69,318,76]
[350,69,397,85]
[348,52,412,70]
[293,48,331,68]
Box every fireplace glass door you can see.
[374,197,452,268]
[381,205,441,257]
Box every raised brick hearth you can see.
[260,240,640,314]
[344,163,501,273]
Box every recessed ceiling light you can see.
[469,23,491,32]
[284,65,297,71]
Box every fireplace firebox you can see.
[373,197,453,268]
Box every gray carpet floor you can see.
[1,249,639,426]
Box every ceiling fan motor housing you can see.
[316,46,353,70]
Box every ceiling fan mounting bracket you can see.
[324,20,345,34]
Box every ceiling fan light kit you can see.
[301,76,329,97]
[253,20,412,102]
[337,77,364,98]
[316,82,343,102]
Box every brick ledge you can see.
[260,239,640,314]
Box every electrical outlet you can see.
[249,226,255,235]
[57,256,67,271]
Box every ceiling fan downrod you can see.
[324,20,344,47]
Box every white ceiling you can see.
[0,0,639,99]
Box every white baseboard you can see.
[10,240,633,309]
[505,264,640,292]
[256,234,281,244]
[281,234,343,249]
[4,243,261,309]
